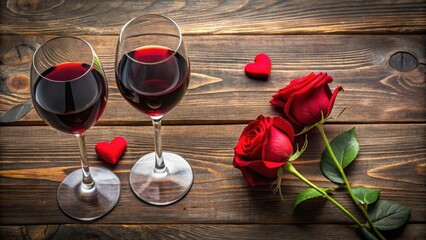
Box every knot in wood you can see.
[7,73,30,93]
[389,52,418,72]
[1,44,34,65]
[15,0,40,10]
[7,0,64,13]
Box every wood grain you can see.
[1,0,424,238]
[1,124,424,224]
[1,0,425,35]
[1,35,425,124]
[1,224,424,240]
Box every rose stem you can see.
[284,162,364,229]
[316,123,385,240]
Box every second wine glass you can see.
[115,14,193,205]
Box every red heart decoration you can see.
[244,53,271,78]
[95,136,128,165]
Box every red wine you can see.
[116,46,190,116]
[33,62,107,134]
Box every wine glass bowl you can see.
[115,15,193,205]
[31,37,108,134]
[116,15,190,117]
[31,37,120,220]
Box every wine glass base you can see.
[57,167,120,221]
[129,152,193,206]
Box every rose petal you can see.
[289,85,331,125]
[269,98,286,108]
[256,115,266,121]
[281,74,327,125]
[272,117,295,143]
[283,73,334,126]
[239,167,276,187]
[235,119,266,159]
[261,118,294,163]
[262,127,293,163]
[233,115,295,187]
[278,72,316,97]
[245,159,286,178]
[327,86,344,117]
[233,153,257,168]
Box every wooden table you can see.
[1,1,425,239]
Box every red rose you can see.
[270,72,343,127]
[233,115,294,187]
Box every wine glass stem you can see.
[75,133,95,189]
[152,115,167,173]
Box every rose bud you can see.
[233,115,294,187]
[270,72,343,127]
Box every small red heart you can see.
[244,53,271,78]
[95,136,128,165]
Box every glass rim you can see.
[32,36,96,82]
[118,14,183,65]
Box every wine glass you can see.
[115,14,193,205]
[30,36,120,220]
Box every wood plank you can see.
[1,224,424,240]
[0,124,424,224]
[1,35,425,124]
[1,0,425,35]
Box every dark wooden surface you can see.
[1,0,425,239]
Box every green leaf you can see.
[294,187,332,208]
[368,200,411,231]
[289,135,308,162]
[320,127,359,184]
[353,186,380,205]
[359,227,379,240]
